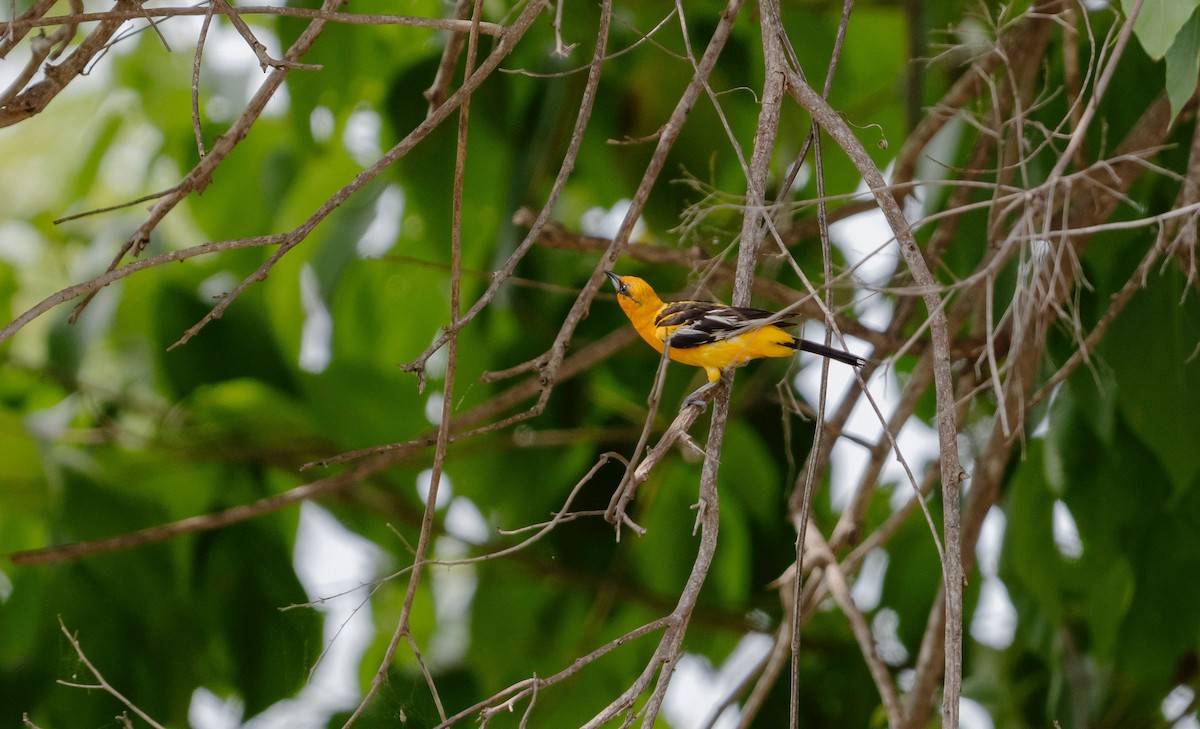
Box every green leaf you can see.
[0,412,47,553]
[1127,0,1200,60]
[1165,6,1200,118]
[195,519,320,714]
[1102,268,1200,495]
[1083,557,1134,660]
[1004,442,1064,621]
[1116,478,1200,683]
[152,280,298,400]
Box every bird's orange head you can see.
[605,271,662,318]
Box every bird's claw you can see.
[680,380,717,412]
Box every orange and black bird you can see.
[605,271,865,408]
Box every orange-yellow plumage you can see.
[605,271,864,407]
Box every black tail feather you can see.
[790,338,867,367]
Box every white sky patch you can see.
[424,340,450,380]
[809,131,964,513]
[662,633,775,729]
[972,509,1017,649]
[1030,383,1060,438]
[832,206,898,290]
[1052,499,1084,560]
[972,577,1017,649]
[69,270,121,340]
[872,608,909,665]
[204,94,236,123]
[191,503,381,729]
[787,160,812,192]
[344,108,383,167]
[260,80,290,117]
[581,199,647,242]
[810,129,1021,663]
[976,507,1006,577]
[190,688,244,729]
[806,166,939,513]
[309,106,335,144]
[356,184,404,258]
[74,230,128,283]
[1164,685,1200,728]
[299,263,333,374]
[425,391,445,425]
[289,504,381,702]
[850,548,888,612]
[429,536,476,665]
[416,468,453,509]
[961,697,996,729]
[23,395,79,441]
[97,121,163,201]
[796,352,940,513]
[0,47,24,92]
[856,294,895,336]
[179,19,291,116]
[199,271,239,302]
[194,20,263,74]
[124,18,280,115]
[445,496,492,545]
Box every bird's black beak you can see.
[604,270,627,296]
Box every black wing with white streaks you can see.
[653,301,796,349]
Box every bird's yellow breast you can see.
[654,323,796,381]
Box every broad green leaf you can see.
[0,413,47,549]
[718,421,783,526]
[1115,477,1200,684]
[152,281,297,399]
[1126,0,1200,60]
[1165,6,1200,118]
[1102,268,1200,494]
[630,460,708,596]
[194,518,320,714]
[1083,557,1134,660]
[1004,442,1063,621]
[712,487,752,607]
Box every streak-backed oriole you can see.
[605,271,865,408]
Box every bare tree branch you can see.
[56,618,167,729]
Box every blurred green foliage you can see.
[1,0,1198,727]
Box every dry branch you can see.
[0,6,506,37]
[779,53,967,729]
[6,0,1196,725]
[56,618,167,729]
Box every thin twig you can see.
[212,0,322,70]
[423,0,472,111]
[66,0,354,321]
[435,617,674,728]
[0,5,506,35]
[805,527,904,727]
[605,343,679,537]
[779,43,967,729]
[401,0,615,391]
[165,0,545,349]
[56,618,168,729]
[10,459,382,565]
[0,0,137,128]
[347,8,511,717]
[192,1,216,158]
